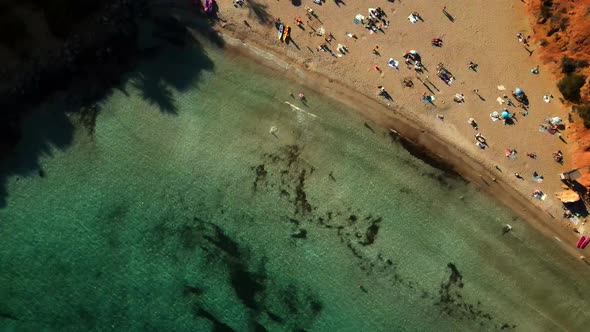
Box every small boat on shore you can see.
[281,25,291,42]
[582,237,590,249]
[278,23,285,40]
[577,236,586,248]
[282,25,290,42]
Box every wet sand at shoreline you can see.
[190,0,587,259]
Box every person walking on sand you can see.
[305,6,317,19]
[294,17,303,28]
[475,132,486,143]
[372,46,380,56]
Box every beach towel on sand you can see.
[387,58,399,69]
[408,15,418,24]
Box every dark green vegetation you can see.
[558,74,587,103]
[535,2,590,127]
[556,55,590,127]
[540,5,551,20]
[540,0,553,20]
[561,56,589,75]
[574,104,590,128]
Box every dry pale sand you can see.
[207,0,586,257]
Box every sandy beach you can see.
[181,0,587,258]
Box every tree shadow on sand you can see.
[0,8,222,209]
[247,0,272,25]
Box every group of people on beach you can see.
[261,2,569,222]
[364,7,389,32]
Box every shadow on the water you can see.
[128,25,215,114]
[0,107,75,208]
[0,9,222,209]
[131,74,178,114]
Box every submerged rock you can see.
[291,229,307,239]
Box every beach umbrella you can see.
[501,110,510,119]
[514,88,523,95]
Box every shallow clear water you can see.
[1,40,589,332]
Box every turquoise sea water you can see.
[1,40,590,331]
